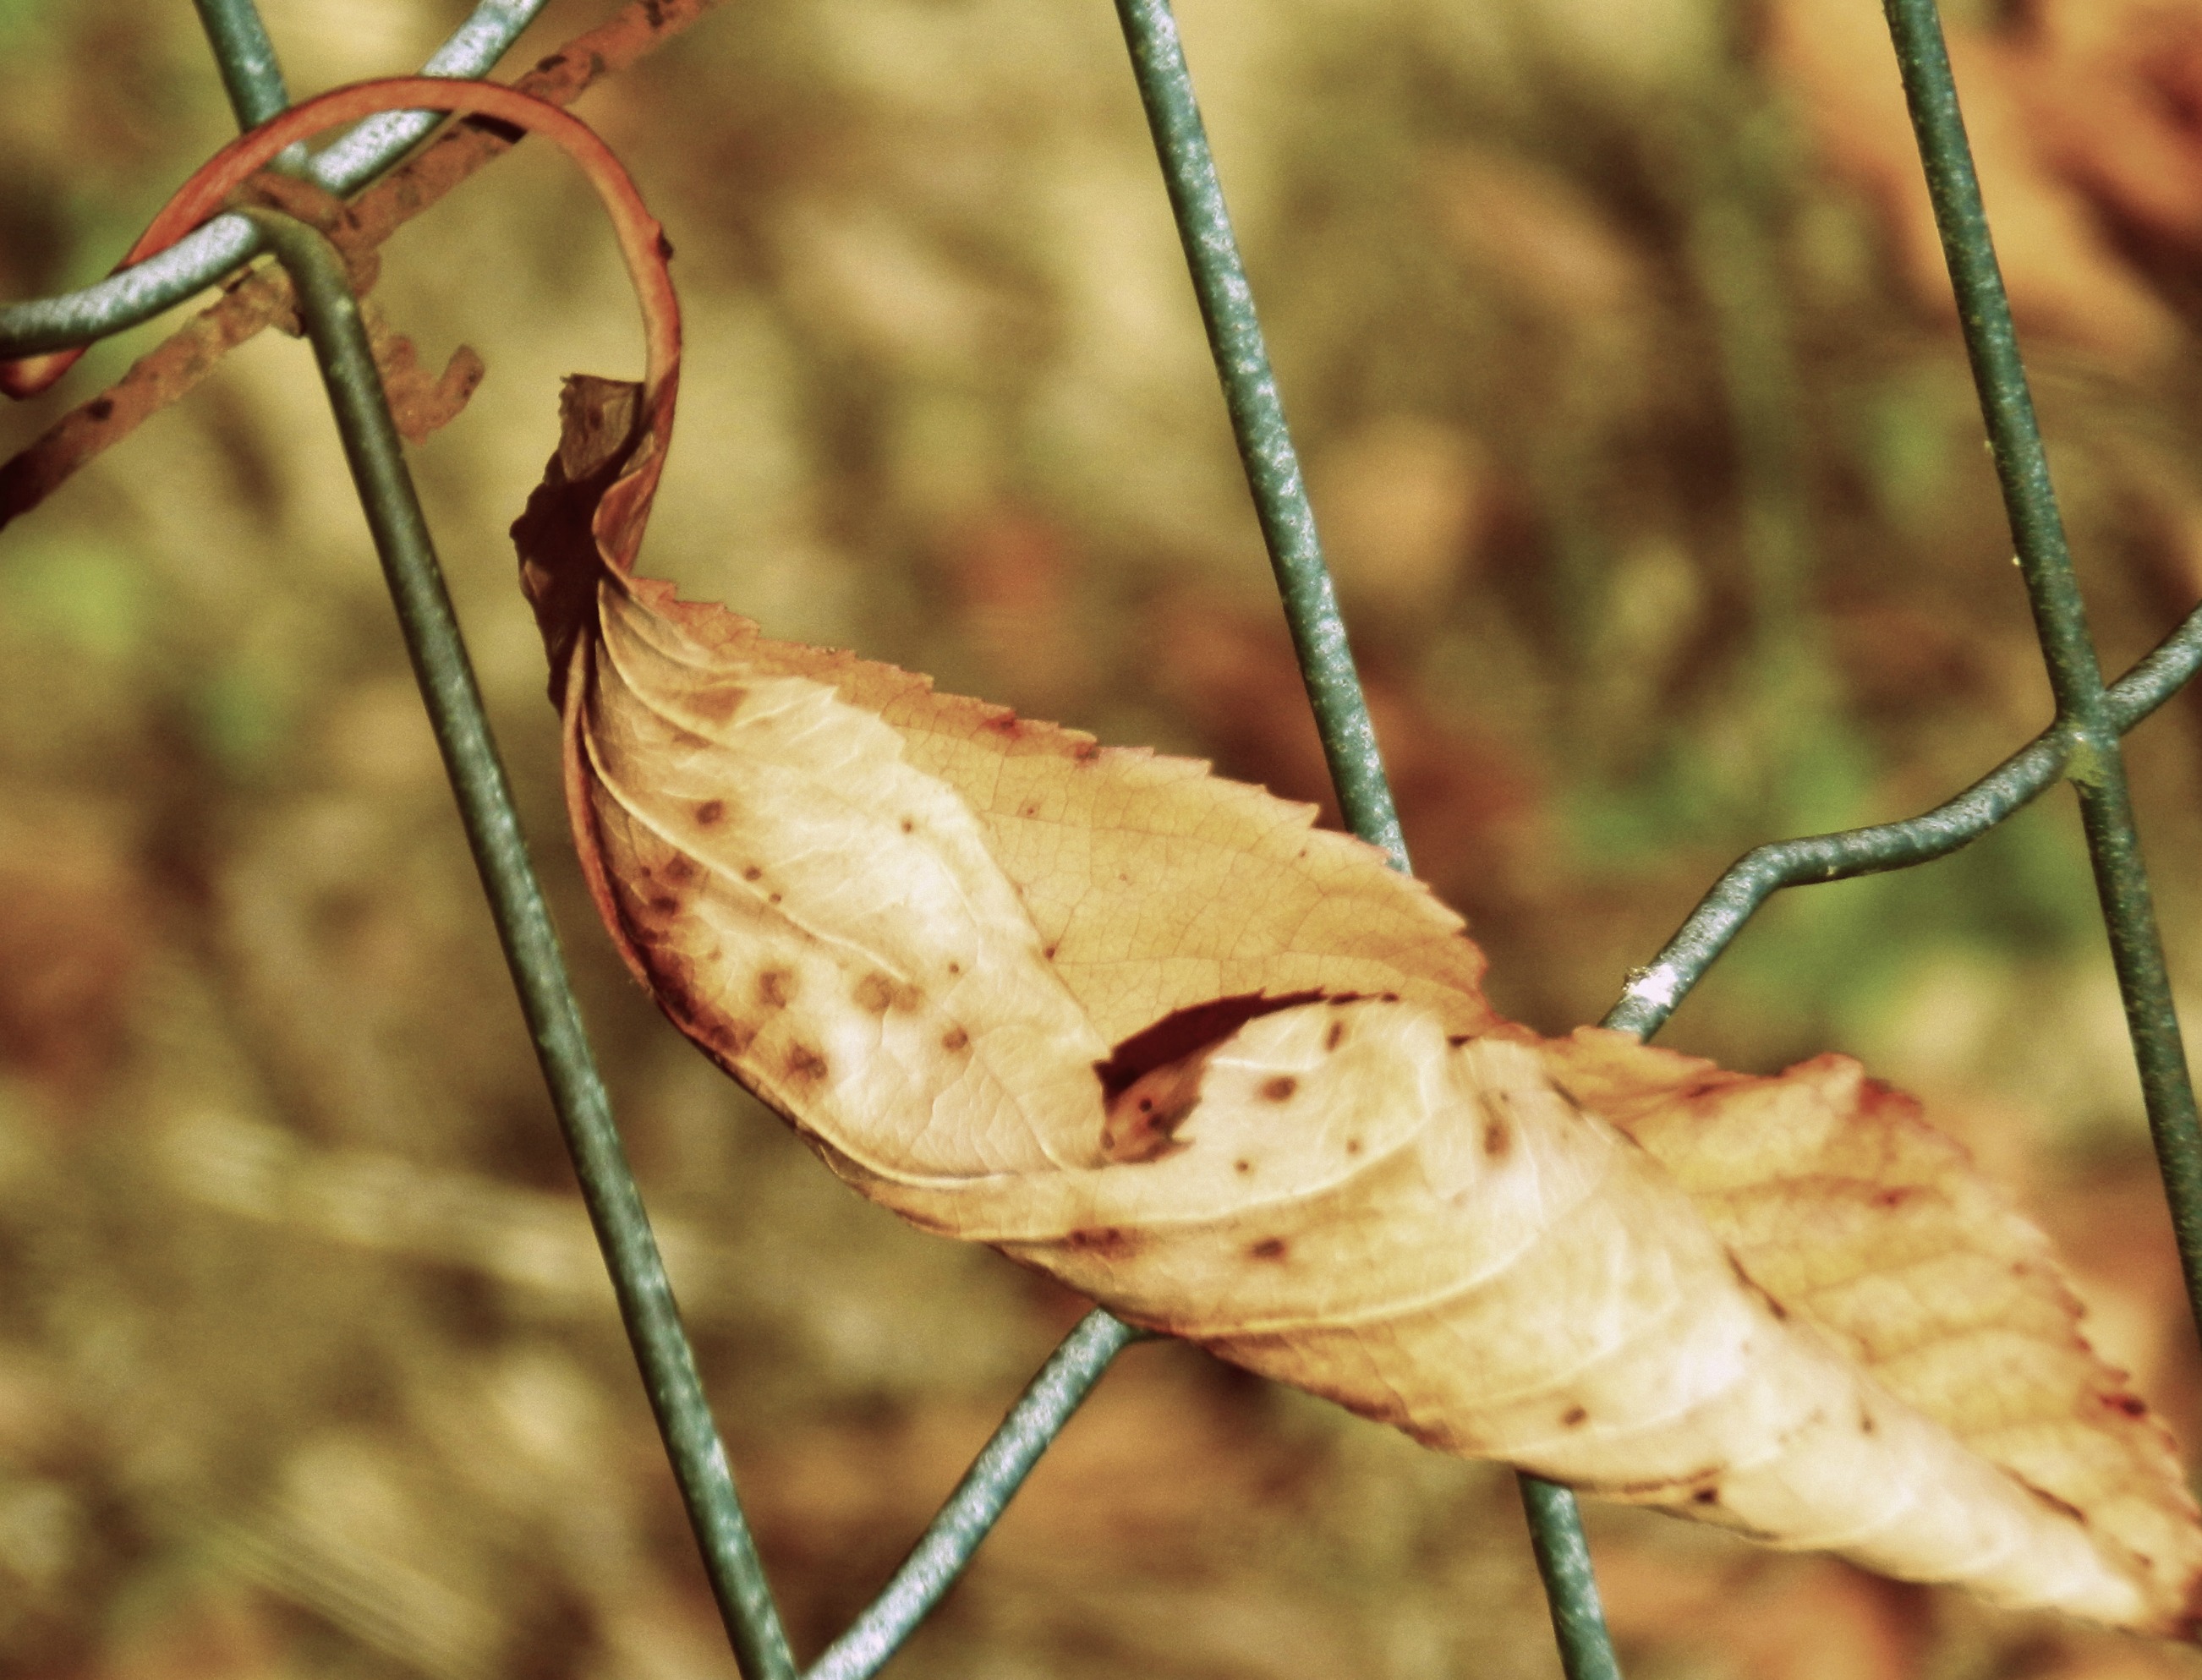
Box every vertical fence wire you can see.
[236,201,798,1680]
[1109,2,1621,1675]
[240,201,797,1680]
[1875,0,2202,1336]
[1112,0,1406,866]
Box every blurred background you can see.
[3,0,2202,1674]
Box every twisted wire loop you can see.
[0,0,549,362]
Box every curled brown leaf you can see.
[511,363,2202,1633]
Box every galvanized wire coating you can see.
[237,205,797,1680]
[0,0,547,360]
[193,0,298,131]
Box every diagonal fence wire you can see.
[1110,2,1620,1674]
[167,14,798,1676]
[802,1311,1145,1680]
[1602,600,2202,1041]
[236,201,798,1680]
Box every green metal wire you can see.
[1113,0,1405,864]
[235,206,797,1680]
[1519,1477,1621,1680]
[804,1311,1144,1680]
[1109,3,1621,1676]
[0,0,548,361]
[1603,598,2202,1040]
[1876,0,2202,1336]
[192,0,294,129]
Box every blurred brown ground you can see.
[5,0,2202,1675]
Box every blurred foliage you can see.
[4,0,2202,1676]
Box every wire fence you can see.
[4,2,2200,1677]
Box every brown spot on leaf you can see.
[1691,1486,1719,1506]
[687,685,747,724]
[742,864,763,881]
[1261,1075,1298,1102]
[649,958,755,1059]
[784,1043,828,1085]
[706,1017,759,1059]
[1482,1118,1512,1160]
[1073,739,1102,762]
[856,972,921,1015]
[695,799,726,826]
[1562,1405,1589,1428]
[757,969,795,1010]
[1249,1237,1288,1261]
[941,1026,970,1053]
[1872,1185,1919,1209]
[1345,1137,1362,1155]
[1235,1159,1252,1174]
[1325,1020,1347,1052]
[900,817,915,834]
[2104,1393,2150,1419]
[662,856,695,884]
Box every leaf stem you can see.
[0,1,551,374]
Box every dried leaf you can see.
[507,146,2202,1638]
